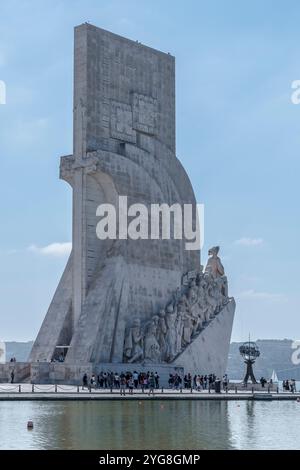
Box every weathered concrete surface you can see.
[174,299,236,377]
[0,363,30,383]
[30,24,201,366]
[30,362,183,387]
[29,256,73,362]
[29,24,235,379]
[0,383,298,401]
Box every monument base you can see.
[0,299,235,386]
[30,362,184,387]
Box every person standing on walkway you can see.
[10,370,15,384]
[133,371,139,389]
[82,373,88,390]
[143,375,148,391]
[128,377,134,395]
[90,374,96,389]
[103,371,108,388]
[148,372,155,396]
[120,376,126,396]
[114,373,120,389]
[154,371,160,389]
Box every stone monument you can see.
[27,24,235,384]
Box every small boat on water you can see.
[270,370,279,383]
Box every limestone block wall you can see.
[0,362,31,383]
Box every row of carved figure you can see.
[123,246,230,364]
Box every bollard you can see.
[19,384,21,393]
[32,384,34,393]
[110,387,113,393]
[252,387,254,394]
[235,386,237,394]
[277,386,279,394]
[208,386,211,394]
[268,386,270,394]
[55,384,57,393]
[77,385,79,393]
[180,387,182,393]
[190,387,193,393]
[89,385,92,393]
[161,387,164,393]
[226,386,228,394]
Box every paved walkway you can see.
[0,383,299,400]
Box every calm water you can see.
[0,400,300,450]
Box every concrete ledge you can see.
[0,385,299,401]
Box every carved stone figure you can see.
[144,315,161,362]
[165,305,177,361]
[123,245,232,363]
[157,309,167,358]
[124,318,144,363]
[204,273,219,319]
[175,305,185,354]
[205,246,225,278]
[205,246,228,299]
[186,280,202,335]
[182,312,193,346]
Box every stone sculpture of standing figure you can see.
[157,309,167,359]
[164,305,177,361]
[124,318,144,363]
[205,246,228,298]
[144,315,161,362]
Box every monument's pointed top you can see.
[75,22,175,59]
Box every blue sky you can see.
[0,0,299,342]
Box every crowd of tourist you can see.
[81,370,229,393]
[282,379,297,392]
[82,370,160,394]
[81,371,299,394]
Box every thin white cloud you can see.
[235,237,264,246]
[236,289,285,301]
[28,242,72,257]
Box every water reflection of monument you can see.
[41,401,233,450]
[25,23,236,384]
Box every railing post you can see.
[89,385,91,393]
[268,385,270,394]
[252,387,254,394]
[277,386,279,394]
[161,387,164,393]
[235,386,237,394]
[190,387,193,393]
[19,384,21,393]
[32,384,34,393]
[208,385,211,394]
[77,385,79,393]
